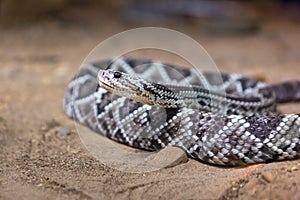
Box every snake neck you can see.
[131,81,275,116]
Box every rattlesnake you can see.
[64,57,300,166]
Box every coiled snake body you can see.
[64,57,300,166]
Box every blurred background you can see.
[1,0,299,28]
[1,0,300,75]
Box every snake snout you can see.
[97,69,120,92]
[97,70,110,83]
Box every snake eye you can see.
[113,71,122,78]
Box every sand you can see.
[1,3,300,200]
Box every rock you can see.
[145,147,188,168]
[261,171,276,183]
[291,165,298,171]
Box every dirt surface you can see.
[1,3,300,200]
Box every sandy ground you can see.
[1,3,300,200]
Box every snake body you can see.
[64,57,300,166]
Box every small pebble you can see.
[261,171,276,183]
[243,178,259,196]
[244,178,259,190]
[56,128,70,136]
[41,120,60,132]
[287,165,298,172]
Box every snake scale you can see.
[64,57,300,166]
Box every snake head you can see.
[97,69,151,102]
[98,69,181,107]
